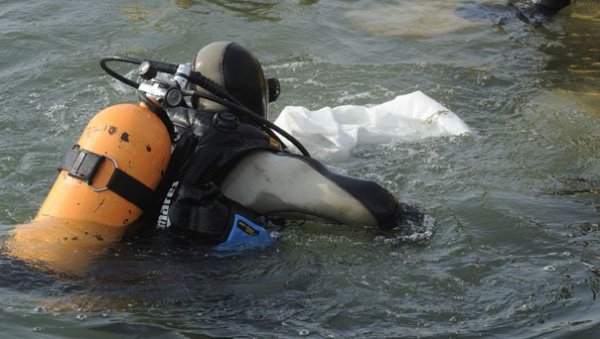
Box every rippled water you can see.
[1,0,600,337]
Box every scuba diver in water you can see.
[150,41,417,250]
[6,41,419,273]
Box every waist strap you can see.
[59,145,156,210]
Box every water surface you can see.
[1,0,600,337]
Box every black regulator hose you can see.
[190,90,310,157]
[100,56,180,88]
[100,56,143,88]
[137,93,176,141]
[100,56,311,157]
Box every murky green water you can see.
[1,0,600,337]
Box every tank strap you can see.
[59,145,156,210]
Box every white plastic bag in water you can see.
[274,91,472,156]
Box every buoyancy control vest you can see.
[153,106,280,244]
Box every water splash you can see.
[376,211,437,246]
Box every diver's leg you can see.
[219,151,401,229]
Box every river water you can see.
[1,0,599,338]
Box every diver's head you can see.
[192,41,279,117]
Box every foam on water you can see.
[376,213,437,246]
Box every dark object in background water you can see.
[457,0,571,26]
[512,0,572,14]
[509,0,572,21]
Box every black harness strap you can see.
[106,169,156,210]
[59,145,156,210]
[60,146,104,182]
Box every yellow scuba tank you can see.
[37,103,170,225]
[7,102,171,274]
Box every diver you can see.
[5,41,418,275]
[151,41,418,250]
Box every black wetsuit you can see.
[152,106,279,244]
[150,106,412,247]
